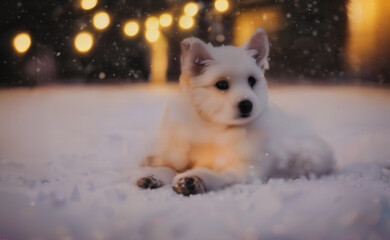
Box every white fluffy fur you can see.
[137,28,335,193]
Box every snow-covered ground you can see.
[0,84,389,240]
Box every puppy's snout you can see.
[238,100,253,117]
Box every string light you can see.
[123,21,139,37]
[215,0,229,12]
[159,13,173,27]
[80,0,97,10]
[13,33,31,53]
[145,16,159,29]
[92,11,110,30]
[74,31,94,53]
[179,15,194,30]
[184,2,199,17]
[145,29,160,43]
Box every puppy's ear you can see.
[180,38,214,76]
[243,28,270,69]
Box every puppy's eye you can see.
[248,76,257,88]
[215,80,229,90]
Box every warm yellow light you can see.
[92,11,110,30]
[145,16,159,29]
[13,33,31,53]
[159,13,173,27]
[149,34,168,84]
[179,15,194,30]
[347,0,390,73]
[145,29,160,43]
[80,0,97,10]
[215,0,229,12]
[123,21,139,37]
[184,2,199,17]
[74,32,94,53]
[233,8,282,46]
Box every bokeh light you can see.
[123,21,139,37]
[145,16,159,29]
[184,2,199,17]
[145,29,160,43]
[179,15,194,30]
[215,0,229,12]
[159,13,173,27]
[80,0,97,10]
[74,31,94,53]
[92,11,110,30]
[13,33,31,54]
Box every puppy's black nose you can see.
[238,100,253,116]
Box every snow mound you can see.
[0,84,390,240]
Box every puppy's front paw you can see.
[173,176,205,196]
[137,176,163,189]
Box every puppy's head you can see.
[179,28,270,126]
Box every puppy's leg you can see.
[135,166,176,189]
[172,168,243,196]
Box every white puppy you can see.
[136,28,335,196]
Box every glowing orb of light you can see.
[145,29,160,43]
[145,16,159,29]
[92,11,110,30]
[215,0,229,13]
[74,32,94,53]
[13,33,31,53]
[123,21,139,37]
[179,15,194,30]
[80,0,97,10]
[184,2,199,17]
[159,13,173,27]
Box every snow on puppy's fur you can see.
[136,28,335,196]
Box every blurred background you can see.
[0,0,389,87]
